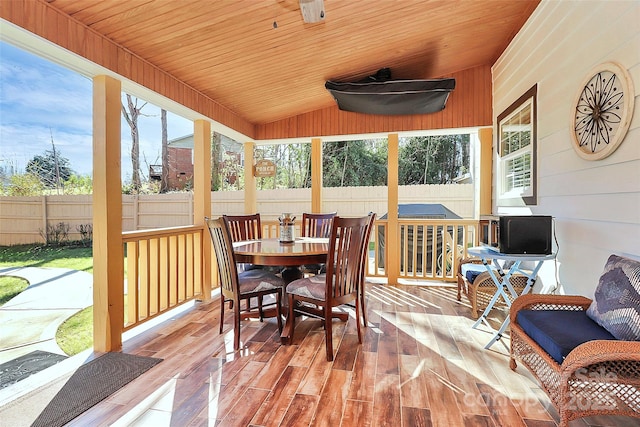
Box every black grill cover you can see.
[325,71,455,115]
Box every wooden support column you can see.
[478,127,493,215]
[193,120,212,300]
[92,75,123,352]
[311,138,322,212]
[244,141,257,214]
[386,133,400,286]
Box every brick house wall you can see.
[167,147,193,190]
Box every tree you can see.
[211,132,222,191]
[122,94,148,192]
[2,173,45,196]
[64,174,93,194]
[26,149,73,190]
[322,139,387,187]
[160,108,169,193]
[399,135,470,185]
[253,143,311,190]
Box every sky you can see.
[0,41,194,180]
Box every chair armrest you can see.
[510,294,593,324]
[457,257,482,275]
[459,257,482,264]
[561,339,640,377]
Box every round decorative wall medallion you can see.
[570,62,635,160]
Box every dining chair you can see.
[299,212,336,277]
[285,215,369,361]
[205,217,284,351]
[301,212,336,239]
[358,212,376,328]
[222,214,262,241]
[221,213,265,272]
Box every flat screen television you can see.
[498,215,553,255]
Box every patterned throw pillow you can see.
[586,254,640,341]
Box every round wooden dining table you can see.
[232,237,331,344]
[232,237,329,267]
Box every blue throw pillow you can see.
[586,254,640,341]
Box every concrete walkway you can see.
[0,267,93,365]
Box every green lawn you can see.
[0,244,94,355]
[0,276,29,305]
[0,244,93,272]
[56,306,93,356]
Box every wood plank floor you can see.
[67,284,637,427]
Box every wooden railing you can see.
[362,219,478,282]
[121,219,478,330]
[262,218,478,282]
[122,225,206,331]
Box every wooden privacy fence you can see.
[0,184,474,246]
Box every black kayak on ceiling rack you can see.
[325,68,455,116]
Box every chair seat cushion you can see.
[517,309,616,364]
[461,263,489,283]
[586,254,640,341]
[238,269,285,295]
[286,274,327,300]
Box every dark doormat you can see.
[31,352,162,427]
[0,350,68,389]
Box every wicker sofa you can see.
[509,254,640,426]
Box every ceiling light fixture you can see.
[299,0,325,23]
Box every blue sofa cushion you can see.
[466,270,482,283]
[462,263,488,283]
[517,309,616,364]
[586,254,640,341]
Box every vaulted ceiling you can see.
[44,0,540,127]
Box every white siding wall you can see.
[492,0,640,295]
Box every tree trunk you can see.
[50,130,62,194]
[160,109,168,193]
[211,132,221,191]
[122,94,145,192]
[340,143,348,187]
[422,139,431,184]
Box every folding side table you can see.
[466,246,556,349]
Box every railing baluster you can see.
[149,237,159,315]
[159,236,168,311]
[186,233,194,298]
[126,241,138,327]
[169,235,178,306]
[122,225,207,332]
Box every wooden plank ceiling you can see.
[47,0,540,126]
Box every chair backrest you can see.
[301,212,336,238]
[325,215,369,301]
[360,212,376,281]
[222,214,262,242]
[205,217,239,300]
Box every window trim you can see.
[497,84,537,206]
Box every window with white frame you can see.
[497,85,537,206]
